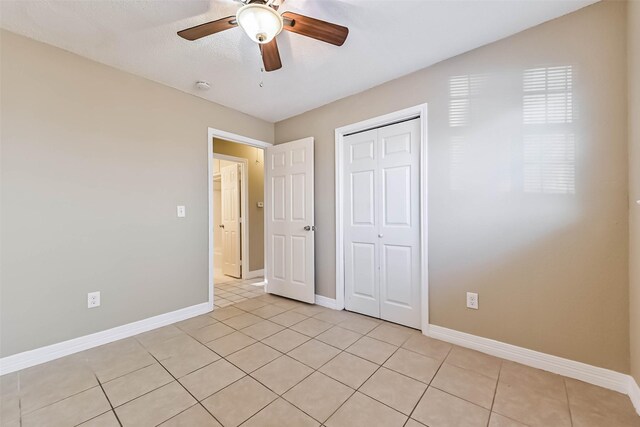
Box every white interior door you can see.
[344,119,421,328]
[265,137,315,303]
[221,163,241,278]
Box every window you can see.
[522,66,575,194]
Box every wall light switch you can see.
[177,205,186,218]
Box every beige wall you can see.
[629,0,640,384]
[0,30,273,357]
[213,139,265,272]
[275,1,630,372]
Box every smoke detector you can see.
[195,81,211,90]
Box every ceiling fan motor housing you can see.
[236,2,284,44]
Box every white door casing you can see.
[221,163,241,278]
[344,118,421,328]
[265,137,315,303]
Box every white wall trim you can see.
[213,153,250,279]
[208,127,272,311]
[315,295,338,310]
[0,302,210,376]
[629,376,640,415]
[245,269,265,279]
[427,324,633,396]
[208,128,273,150]
[334,103,429,333]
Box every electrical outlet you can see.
[88,291,100,308]
[466,292,478,309]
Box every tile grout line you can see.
[486,359,504,427]
[19,382,97,417]
[427,353,502,410]
[248,356,316,397]
[311,336,408,425]
[18,374,22,427]
[564,377,574,427]
[406,344,452,423]
[405,386,429,426]
[16,347,156,419]
[205,376,276,427]
[92,373,123,427]
[146,351,227,426]
[158,402,212,427]
[97,357,157,386]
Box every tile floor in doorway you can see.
[213,276,266,309]
[1,289,638,427]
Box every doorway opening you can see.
[208,129,272,309]
[212,154,248,283]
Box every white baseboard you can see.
[0,302,210,376]
[427,324,632,396]
[629,375,640,415]
[315,295,338,310]
[244,269,264,279]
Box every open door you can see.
[265,137,315,303]
[221,163,241,278]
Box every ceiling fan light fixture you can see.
[236,3,283,44]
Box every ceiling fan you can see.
[177,0,349,72]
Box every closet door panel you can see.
[344,129,380,318]
[378,119,422,328]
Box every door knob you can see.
[378,234,383,238]
[219,224,225,228]
[304,226,315,231]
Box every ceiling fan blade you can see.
[260,38,282,72]
[282,12,348,46]
[178,16,237,41]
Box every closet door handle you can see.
[378,234,383,238]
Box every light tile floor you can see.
[1,287,638,427]
[213,277,266,309]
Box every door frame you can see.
[208,128,272,310]
[213,153,249,280]
[334,104,429,333]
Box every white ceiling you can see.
[0,0,597,122]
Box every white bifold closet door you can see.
[344,118,421,328]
